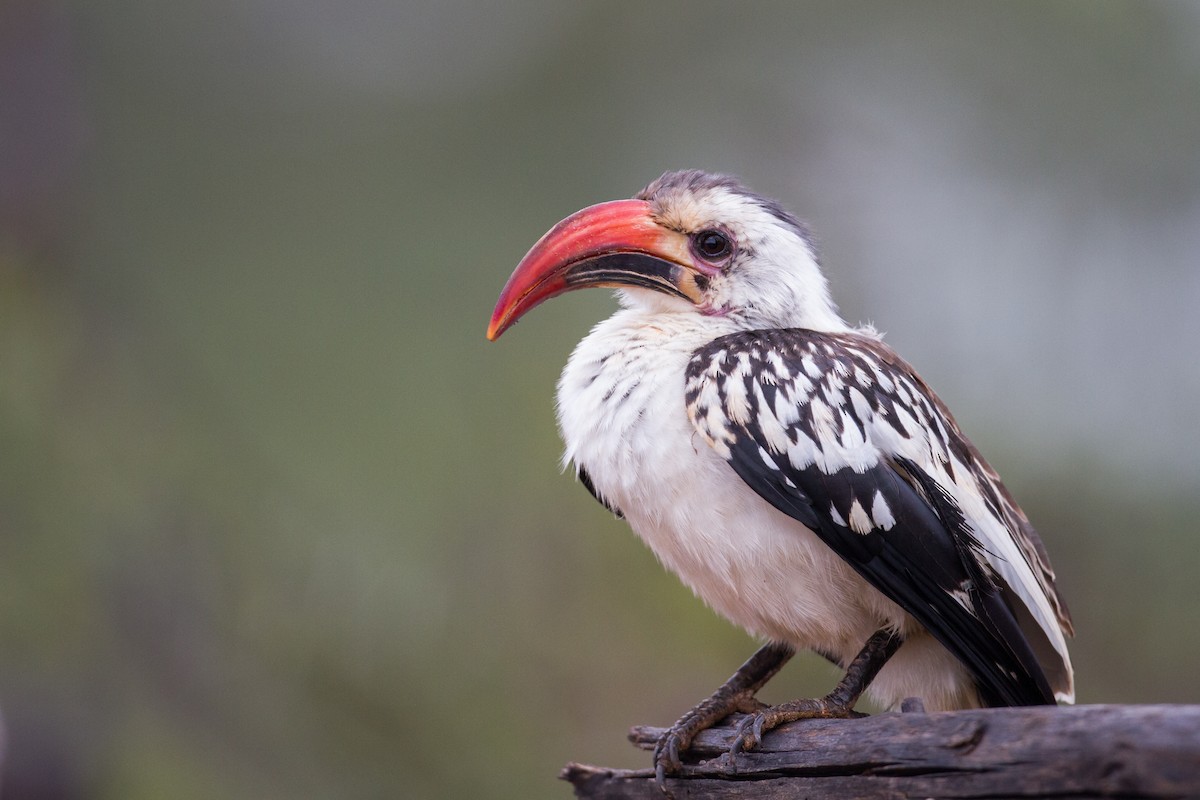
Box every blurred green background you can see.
[2,1,1199,798]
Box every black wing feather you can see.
[693,330,1054,707]
[578,467,623,518]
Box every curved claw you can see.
[652,732,683,795]
[750,713,768,748]
[729,712,767,758]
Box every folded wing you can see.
[684,328,1074,706]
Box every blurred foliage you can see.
[1,1,1198,798]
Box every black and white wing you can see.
[684,328,1074,707]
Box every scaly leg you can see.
[653,641,793,785]
[729,628,903,757]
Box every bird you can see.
[486,170,1074,783]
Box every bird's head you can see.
[487,170,847,340]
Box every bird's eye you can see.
[693,229,732,262]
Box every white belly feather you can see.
[556,309,980,711]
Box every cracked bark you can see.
[563,704,1200,799]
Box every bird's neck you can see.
[613,290,858,341]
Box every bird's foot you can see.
[653,688,765,787]
[728,695,865,760]
[650,642,794,793]
[723,629,901,767]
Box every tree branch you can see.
[563,704,1200,798]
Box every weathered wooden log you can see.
[562,704,1200,798]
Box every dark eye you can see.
[693,229,732,261]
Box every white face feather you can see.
[637,177,852,334]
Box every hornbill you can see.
[487,170,1074,781]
